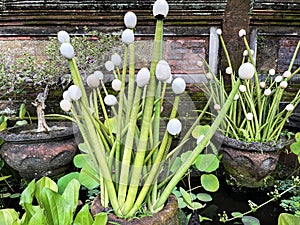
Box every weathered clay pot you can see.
[91,195,179,225]
[0,121,78,179]
[216,132,286,188]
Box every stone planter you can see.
[0,121,78,179]
[91,195,179,225]
[216,133,286,188]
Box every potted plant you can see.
[200,29,300,188]
[57,0,247,223]
[0,29,117,180]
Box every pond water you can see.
[187,177,282,225]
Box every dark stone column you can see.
[221,0,251,79]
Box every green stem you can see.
[152,79,241,211]
[121,18,164,215]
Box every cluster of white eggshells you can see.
[58,0,185,137]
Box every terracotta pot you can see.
[91,195,179,225]
[215,132,286,188]
[0,121,78,179]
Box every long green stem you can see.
[152,79,241,211]
[121,18,164,215]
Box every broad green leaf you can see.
[201,174,219,192]
[79,164,100,189]
[192,125,210,139]
[0,115,7,131]
[92,212,108,225]
[181,151,193,163]
[104,117,118,134]
[186,202,204,210]
[177,197,187,209]
[241,216,260,225]
[74,204,93,225]
[0,175,11,182]
[74,154,93,168]
[20,179,36,208]
[26,206,47,225]
[231,212,243,218]
[57,172,80,194]
[295,133,300,142]
[62,179,81,215]
[15,120,28,127]
[78,143,89,153]
[196,193,212,202]
[179,187,192,206]
[35,177,58,206]
[40,188,73,225]
[22,204,44,225]
[290,142,300,155]
[170,157,182,173]
[278,213,300,225]
[0,209,20,225]
[194,154,219,172]
[19,103,27,119]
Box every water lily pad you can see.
[192,125,210,139]
[201,174,219,192]
[194,154,219,172]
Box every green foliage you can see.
[0,29,118,100]
[0,115,7,131]
[290,132,300,163]
[0,177,106,225]
[278,213,300,225]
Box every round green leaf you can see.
[231,212,243,218]
[290,142,300,155]
[194,154,219,172]
[196,193,212,202]
[295,132,300,142]
[192,125,210,139]
[180,151,193,163]
[241,216,260,225]
[201,174,219,192]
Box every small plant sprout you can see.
[121,29,135,44]
[94,70,104,80]
[214,104,221,111]
[124,11,137,29]
[283,70,292,78]
[167,118,182,136]
[155,60,171,81]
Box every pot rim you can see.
[0,121,77,143]
[214,131,288,152]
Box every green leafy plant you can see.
[57,0,243,219]
[290,132,300,163]
[201,29,300,143]
[278,213,300,225]
[0,176,107,225]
